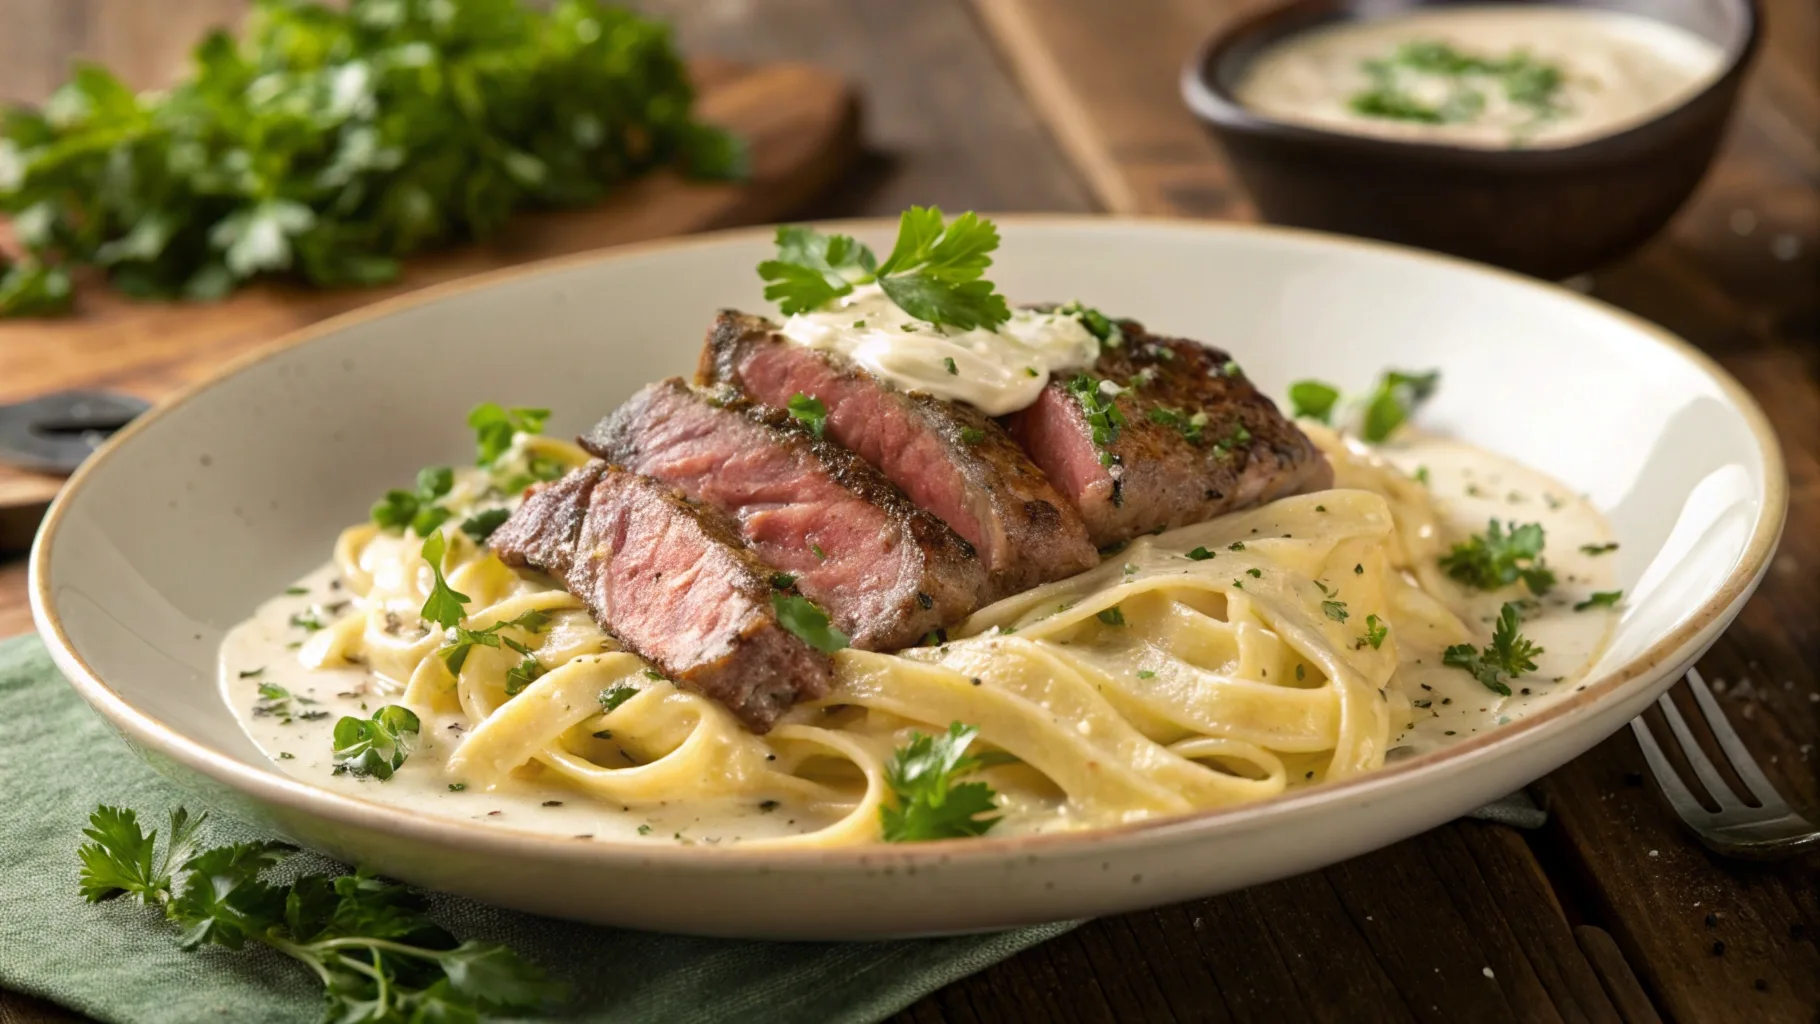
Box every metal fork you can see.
[1631,669,1819,860]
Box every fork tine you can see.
[1656,690,1743,809]
[1685,669,1785,807]
[1631,716,1713,823]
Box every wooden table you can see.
[2,2,1815,1022]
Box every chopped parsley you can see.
[1443,602,1543,696]
[1360,370,1440,443]
[1064,375,1127,466]
[598,683,640,714]
[879,722,1001,841]
[458,507,512,543]
[1348,41,1567,139]
[370,464,456,536]
[786,392,828,437]
[943,357,958,375]
[468,404,550,467]
[959,427,985,445]
[770,572,797,589]
[1580,542,1620,556]
[1097,606,1127,626]
[1414,466,1431,486]
[1574,590,1623,611]
[1288,380,1340,423]
[331,705,420,780]
[1362,614,1388,650]
[1323,600,1350,623]
[252,682,321,725]
[1440,519,1555,594]
[1186,546,1214,561]
[1228,542,1246,551]
[437,609,551,675]
[1137,669,1156,679]
[284,586,309,596]
[1058,301,1122,348]
[288,611,324,633]
[757,207,1010,330]
[1147,405,1210,445]
[772,593,851,653]
[1246,568,1263,578]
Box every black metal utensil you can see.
[0,390,150,474]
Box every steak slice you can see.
[583,379,990,651]
[490,461,832,732]
[1004,320,1332,547]
[699,310,1099,596]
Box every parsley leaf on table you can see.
[77,803,562,1020]
[756,206,1010,330]
[880,722,1002,842]
[1443,602,1544,696]
[1440,519,1556,594]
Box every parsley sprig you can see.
[419,532,471,630]
[371,465,455,536]
[1443,602,1543,696]
[0,0,740,317]
[439,610,552,675]
[332,706,421,780]
[1286,370,1440,443]
[1441,520,1556,595]
[77,804,562,1021]
[757,207,1011,330]
[880,722,1002,842]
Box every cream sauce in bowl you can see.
[1234,6,1727,149]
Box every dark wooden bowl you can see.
[1181,0,1760,279]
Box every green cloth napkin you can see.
[0,634,1075,1024]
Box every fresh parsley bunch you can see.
[78,804,564,1023]
[758,206,1012,330]
[0,0,743,317]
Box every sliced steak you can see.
[699,311,1099,596]
[1004,320,1332,547]
[583,379,989,651]
[490,461,832,732]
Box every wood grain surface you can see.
[0,53,861,539]
[2,1,1816,1023]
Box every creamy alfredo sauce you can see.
[221,434,1616,842]
[778,284,1101,415]
[1235,6,1726,149]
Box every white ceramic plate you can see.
[31,218,1785,939]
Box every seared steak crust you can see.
[583,379,990,651]
[1004,319,1332,547]
[490,461,832,732]
[699,311,1099,597]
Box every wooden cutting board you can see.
[0,57,860,550]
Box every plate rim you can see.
[29,214,1789,868]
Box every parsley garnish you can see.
[1580,542,1619,556]
[1347,41,1567,138]
[438,610,551,676]
[1057,300,1122,348]
[331,706,421,780]
[460,508,513,543]
[771,593,850,653]
[1362,614,1388,649]
[1440,520,1555,594]
[1097,606,1127,626]
[1,0,734,318]
[1148,405,1210,445]
[1575,590,1623,611]
[418,532,470,630]
[1064,375,1127,466]
[879,723,1001,842]
[1186,546,1214,560]
[371,464,456,535]
[943,357,959,375]
[959,427,986,445]
[770,572,797,589]
[468,404,550,467]
[599,683,640,713]
[77,804,560,1017]
[1443,602,1543,696]
[1361,370,1440,443]
[757,207,1010,330]
[251,682,321,725]
[1323,600,1350,623]
[289,611,325,633]
[786,393,828,437]
[1288,380,1340,423]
